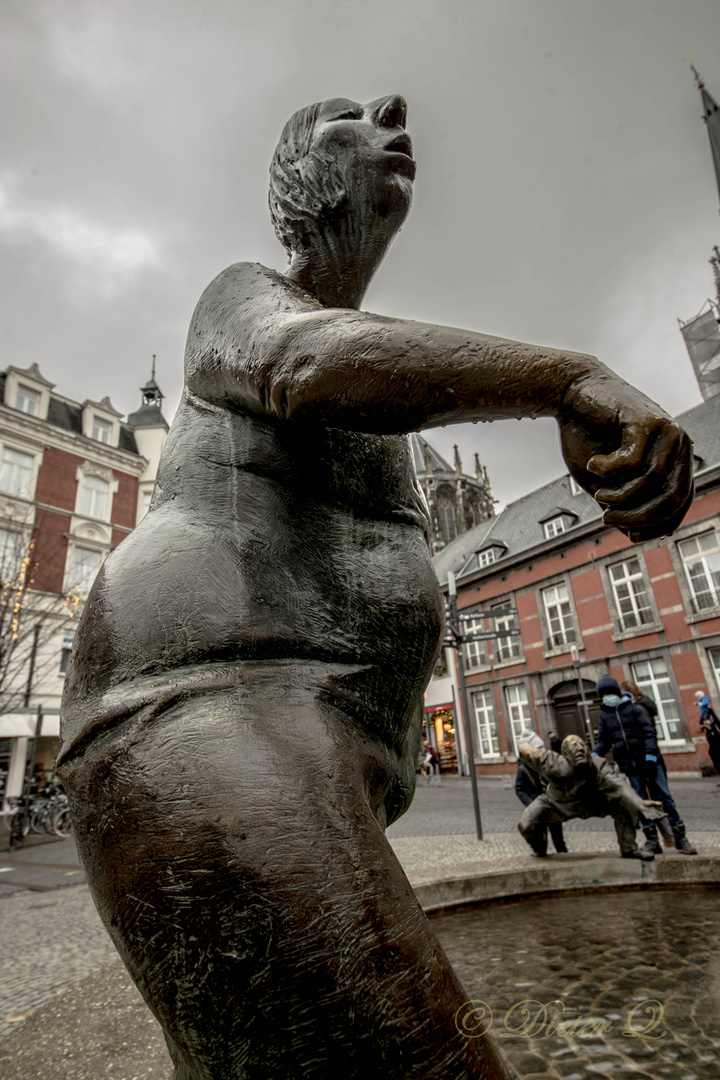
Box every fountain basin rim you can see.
[411,852,720,915]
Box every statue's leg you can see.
[608,800,640,855]
[517,795,561,855]
[59,680,510,1080]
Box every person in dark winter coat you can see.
[620,681,675,848]
[694,690,720,779]
[595,675,697,855]
[515,730,567,853]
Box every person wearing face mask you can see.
[594,675,697,856]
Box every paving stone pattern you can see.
[0,885,117,1039]
[432,886,720,1080]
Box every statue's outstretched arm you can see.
[187,265,692,541]
[597,762,666,821]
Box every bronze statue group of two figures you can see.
[58,95,693,1079]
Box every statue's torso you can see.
[61,264,443,756]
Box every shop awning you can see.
[0,711,60,738]
[0,713,36,738]
[424,702,453,714]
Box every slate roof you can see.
[433,390,720,587]
[409,432,453,474]
[676,392,720,471]
[126,403,169,430]
[1,373,140,456]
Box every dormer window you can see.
[539,507,578,540]
[544,515,567,539]
[16,384,41,416]
[81,396,123,448]
[474,543,506,569]
[92,416,112,444]
[3,363,54,421]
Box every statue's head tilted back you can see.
[269,95,415,270]
[561,734,592,768]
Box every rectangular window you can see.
[0,528,24,583]
[708,647,720,701]
[631,657,683,742]
[679,531,720,612]
[471,689,501,758]
[463,616,488,671]
[91,416,112,444]
[542,582,576,649]
[609,558,654,631]
[0,447,34,498]
[544,516,566,539]
[15,385,40,416]
[59,628,76,674]
[478,549,496,568]
[492,601,521,663]
[78,474,109,519]
[504,684,534,754]
[67,547,102,596]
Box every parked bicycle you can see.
[4,796,31,849]
[3,787,72,846]
[29,790,71,836]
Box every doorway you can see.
[548,679,599,744]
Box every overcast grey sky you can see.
[2,0,719,508]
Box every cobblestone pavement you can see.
[0,885,117,1040]
[432,886,720,1080]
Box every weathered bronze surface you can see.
[518,736,666,858]
[58,96,693,1078]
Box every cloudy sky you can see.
[2,0,720,508]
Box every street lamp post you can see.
[443,575,522,841]
[445,571,483,840]
[571,645,595,748]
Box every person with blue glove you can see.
[595,675,697,855]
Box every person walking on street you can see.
[595,676,697,856]
[547,730,562,754]
[422,742,440,785]
[515,730,568,853]
[695,690,720,781]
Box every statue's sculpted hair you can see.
[269,102,346,256]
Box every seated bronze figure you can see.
[58,96,693,1079]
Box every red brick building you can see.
[0,362,167,801]
[426,392,720,777]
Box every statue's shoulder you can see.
[195,262,291,311]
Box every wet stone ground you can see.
[432,886,720,1080]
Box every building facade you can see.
[0,363,167,802]
[410,432,495,555]
[425,393,720,778]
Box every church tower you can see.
[409,433,496,555]
[679,66,720,400]
[127,356,169,521]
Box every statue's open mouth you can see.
[384,134,413,159]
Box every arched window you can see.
[437,501,456,545]
[78,474,110,519]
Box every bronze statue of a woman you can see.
[58,95,693,1079]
